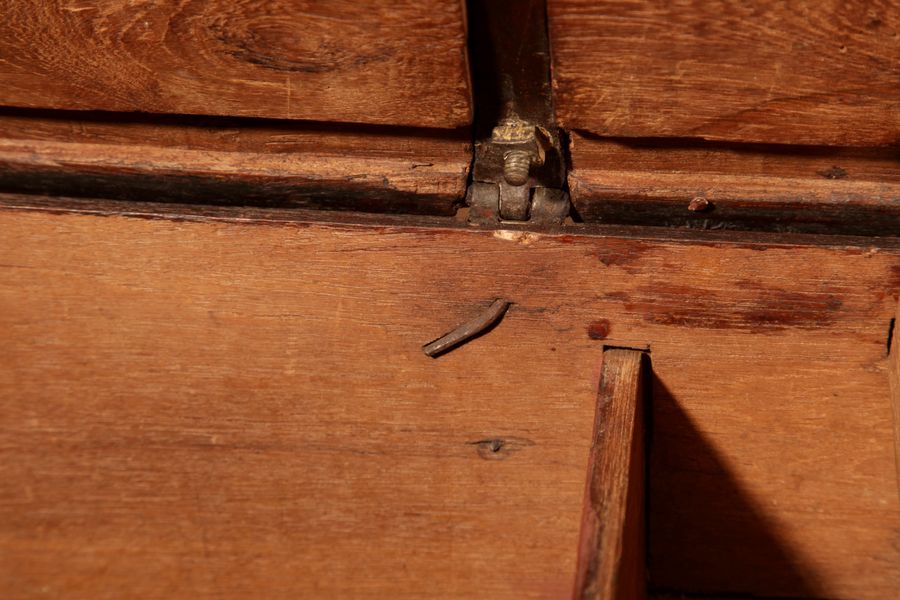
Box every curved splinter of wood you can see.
[422,299,511,358]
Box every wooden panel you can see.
[0,110,471,214]
[575,349,646,600]
[549,0,900,146]
[0,1,471,128]
[566,134,900,235]
[0,198,899,598]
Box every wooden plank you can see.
[567,134,900,235]
[575,349,646,600]
[0,110,471,214]
[0,199,898,599]
[549,0,900,146]
[0,1,472,128]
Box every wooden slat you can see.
[0,1,472,128]
[0,111,471,214]
[0,198,898,599]
[549,0,900,146]
[566,134,900,235]
[575,349,646,600]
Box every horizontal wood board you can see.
[0,111,471,214]
[549,0,900,146]
[0,1,472,128]
[567,134,900,235]
[0,200,899,599]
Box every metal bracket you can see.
[468,115,569,226]
[465,0,569,227]
[468,181,569,226]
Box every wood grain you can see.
[0,198,899,598]
[567,133,900,235]
[575,349,646,600]
[0,110,471,214]
[0,1,472,128]
[549,0,900,146]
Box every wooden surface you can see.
[575,350,645,600]
[567,134,900,235]
[1,198,899,599]
[0,110,471,214]
[0,1,471,128]
[549,0,900,146]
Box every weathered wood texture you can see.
[1,199,899,599]
[575,349,646,600]
[567,134,900,235]
[0,111,471,214]
[549,0,900,146]
[0,1,471,128]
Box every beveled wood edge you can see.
[574,349,647,600]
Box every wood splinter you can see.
[422,299,510,357]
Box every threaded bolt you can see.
[503,150,532,186]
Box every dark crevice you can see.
[569,197,900,238]
[571,129,900,157]
[651,590,840,600]
[0,106,471,141]
[888,317,896,356]
[0,167,460,216]
[602,343,652,354]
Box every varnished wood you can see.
[0,111,471,214]
[567,134,900,235]
[0,199,898,598]
[0,1,472,128]
[575,349,645,600]
[549,0,900,146]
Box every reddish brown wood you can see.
[0,199,898,598]
[549,0,900,146]
[0,111,471,214]
[0,1,472,128]
[575,349,646,600]
[566,133,900,235]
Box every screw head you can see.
[688,197,711,212]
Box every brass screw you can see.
[688,197,710,212]
[503,150,532,186]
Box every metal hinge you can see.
[465,0,570,227]
[466,112,569,226]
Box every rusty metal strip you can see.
[422,299,511,357]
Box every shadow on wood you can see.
[648,375,825,597]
